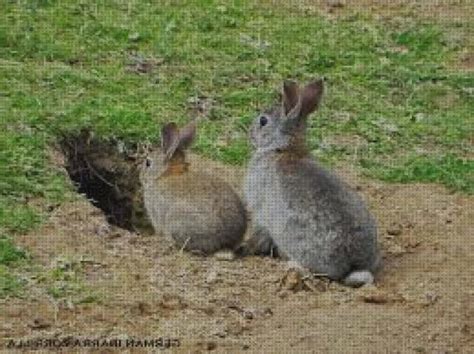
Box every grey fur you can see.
[140,121,247,255]
[244,79,380,284]
[236,225,281,258]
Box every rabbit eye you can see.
[145,158,152,167]
[259,115,268,127]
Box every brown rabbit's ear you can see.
[299,79,324,118]
[282,80,300,115]
[177,119,197,151]
[161,122,180,160]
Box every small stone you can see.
[414,113,426,122]
[107,231,122,240]
[280,269,304,292]
[359,285,390,304]
[159,294,186,310]
[332,111,353,123]
[326,0,345,8]
[131,301,153,316]
[206,341,217,350]
[242,310,254,320]
[406,222,415,229]
[374,118,399,135]
[206,270,218,284]
[0,323,13,332]
[29,318,51,330]
[94,223,111,236]
[128,32,141,42]
[388,242,406,256]
[239,34,271,50]
[197,341,217,351]
[406,239,421,249]
[461,87,474,95]
[387,224,403,236]
[423,292,439,306]
[226,321,245,336]
[362,293,388,304]
[262,307,273,317]
[200,307,215,316]
[60,299,75,311]
[215,331,226,338]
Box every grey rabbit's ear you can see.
[177,119,197,151]
[161,122,180,160]
[299,79,324,118]
[282,80,300,116]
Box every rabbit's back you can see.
[145,170,246,253]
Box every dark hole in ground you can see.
[59,129,153,233]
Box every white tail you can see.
[343,270,374,287]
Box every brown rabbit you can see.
[140,120,247,255]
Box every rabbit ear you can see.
[161,122,180,160]
[282,80,300,115]
[177,119,197,151]
[299,79,324,118]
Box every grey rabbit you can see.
[243,79,380,286]
[140,120,247,255]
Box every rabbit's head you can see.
[140,120,196,183]
[249,79,324,153]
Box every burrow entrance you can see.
[59,129,153,233]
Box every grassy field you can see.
[0,0,473,298]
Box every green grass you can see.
[0,236,27,264]
[362,155,474,193]
[0,265,25,298]
[39,257,101,303]
[0,0,472,240]
[0,237,27,298]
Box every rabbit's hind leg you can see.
[235,225,279,257]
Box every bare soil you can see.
[1,154,473,353]
[265,0,474,23]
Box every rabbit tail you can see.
[343,270,374,287]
